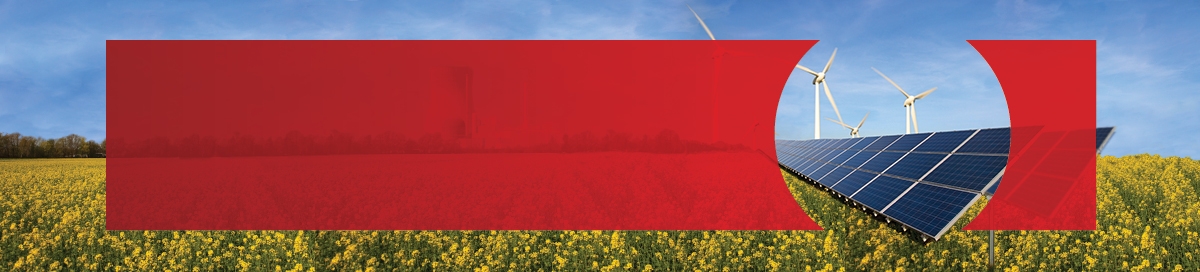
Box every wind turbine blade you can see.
[821,48,837,74]
[915,87,937,99]
[823,82,844,124]
[686,5,716,40]
[857,112,869,129]
[872,67,910,97]
[794,64,819,76]
[825,117,852,129]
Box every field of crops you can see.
[2,155,1198,271]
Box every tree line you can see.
[0,132,105,158]
[106,130,748,158]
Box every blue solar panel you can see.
[818,149,846,162]
[885,133,932,151]
[796,160,825,174]
[859,151,906,173]
[882,184,977,238]
[776,126,1115,240]
[810,163,839,180]
[1096,127,1113,151]
[832,170,877,195]
[806,149,829,161]
[829,149,860,165]
[956,128,1009,154]
[835,138,858,149]
[820,166,853,186]
[922,155,1008,191]
[846,138,867,148]
[843,151,877,168]
[883,153,947,181]
[854,176,914,210]
[799,160,824,174]
[864,135,900,151]
[788,158,809,169]
[849,137,879,150]
[913,130,974,153]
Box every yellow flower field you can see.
[2,155,1198,271]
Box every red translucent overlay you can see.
[965,40,1097,230]
[106,40,823,230]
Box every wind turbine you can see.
[687,5,751,143]
[872,67,936,134]
[794,49,842,139]
[827,112,869,138]
[687,4,721,142]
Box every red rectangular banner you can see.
[106,40,822,230]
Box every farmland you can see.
[2,155,1199,271]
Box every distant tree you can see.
[20,136,40,158]
[84,140,102,158]
[41,138,59,157]
[62,134,85,157]
[0,132,11,157]
[0,132,106,158]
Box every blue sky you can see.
[1,0,1197,157]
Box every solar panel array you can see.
[777,127,1115,240]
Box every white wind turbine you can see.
[794,49,842,139]
[872,67,936,134]
[687,4,720,142]
[827,112,869,138]
[687,5,752,142]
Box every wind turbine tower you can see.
[795,50,841,139]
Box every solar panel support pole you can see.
[988,193,995,269]
[988,229,995,269]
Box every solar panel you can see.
[883,153,946,180]
[912,130,973,153]
[843,151,877,168]
[832,170,877,195]
[922,155,1008,191]
[882,183,979,237]
[864,135,900,151]
[859,151,906,173]
[776,126,1115,240]
[854,176,914,210]
[1096,127,1114,151]
[956,128,1009,154]
[885,133,931,151]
